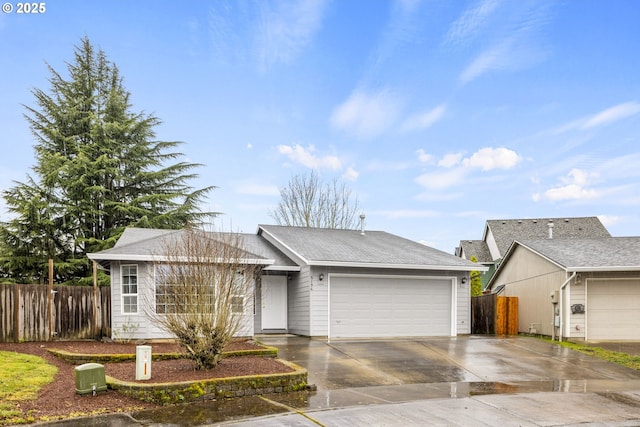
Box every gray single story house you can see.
[487,237,640,341]
[88,225,485,340]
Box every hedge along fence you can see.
[0,284,111,342]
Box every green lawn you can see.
[542,337,640,370]
[0,351,58,425]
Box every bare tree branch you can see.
[271,171,360,229]
[146,228,261,370]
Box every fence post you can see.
[48,259,53,341]
[93,261,99,338]
[13,285,20,342]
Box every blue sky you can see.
[1,0,639,252]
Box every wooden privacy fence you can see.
[0,284,111,342]
[471,294,518,335]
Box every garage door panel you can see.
[587,280,640,340]
[330,276,453,338]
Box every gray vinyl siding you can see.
[457,275,471,334]
[254,275,262,333]
[287,267,311,335]
[112,261,254,340]
[111,261,167,340]
[310,267,328,337]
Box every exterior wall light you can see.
[319,273,324,281]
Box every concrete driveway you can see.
[256,335,640,410]
[207,335,640,426]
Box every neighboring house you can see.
[455,217,611,288]
[88,225,485,341]
[486,237,640,341]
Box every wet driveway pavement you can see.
[41,336,640,426]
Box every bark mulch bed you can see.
[0,339,290,423]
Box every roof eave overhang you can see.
[307,260,489,272]
[568,266,640,273]
[263,265,301,272]
[87,253,275,266]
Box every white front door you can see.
[261,276,287,330]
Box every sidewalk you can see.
[220,389,640,426]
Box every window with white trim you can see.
[231,295,244,314]
[121,264,138,314]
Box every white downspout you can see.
[558,271,576,341]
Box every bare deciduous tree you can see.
[147,228,262,370]
[271,171,360,229]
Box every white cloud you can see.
[415,147,521,193]
[343,167,359,181]
[416,149,433,163]
[401,105,446,132]
[462,147,521,170]
[438,153,464,168]
[550,102,640,134]
[330,89,402,139]
[582,102,640,129]
[458,2,552,84]
[444,0,501,46]
[541,168,600,201]
[257,0,328,69]
[277,144,342,170]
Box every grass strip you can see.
[0,351,58,426]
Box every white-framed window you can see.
[231,295,244,314]
[154,264,214,314]
[121,264,138,314]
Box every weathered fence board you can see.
[496,296,518,335]
[0,284,111,342]
[471,293,496,334]
[471,294,518,335]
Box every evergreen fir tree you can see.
[0,37,214,284]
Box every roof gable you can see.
[517,237,640,271]
[458,240,492,263]
[485,217,611,258]
[88,228,291,269]
[258,224,484,271]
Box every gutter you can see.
[558,271,577,342]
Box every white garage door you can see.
[587,279,640,340]
[329,275,453,338]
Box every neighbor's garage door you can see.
[587,279,640,340]
[329,275,453,338]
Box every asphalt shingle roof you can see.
[487,217,611,258]
[458,240,492,263]
[259,224,480,269]
[91,228,297,269]
[518,237,640,270]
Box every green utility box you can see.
[74,363,107,395]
